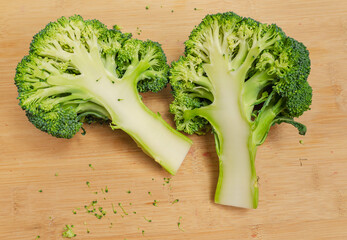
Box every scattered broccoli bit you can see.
[109,222,114,228]
[142,230,145,236]
[143,216,152,222]
[99,207,107,215]
[148,191,151,195]
[86,229,90,234]
[136,27,142,36]
[35,236,40,239]
[170,12,312,208]
[62,225,76,238]
[55,172,58,176]
[112,203,117,214]
[171,10,174,13]
[14,15,192,176]
[88,164,94,170]
[127,190,131,194]
[152,200,159,207]
[118,203,128,215]
[145,6,149,10]
[101,186,108,193]
[72,210,77,215]
[299,140,304,144]
[84,200,98,216]
[163,177,171,184]
[133,211,137,214]
[86,181,91,188]
[94,191,98,194]
[171,199,179,204]
[177,216,184,231]
[38,189,42,193]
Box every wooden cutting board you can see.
[0,0,346,239]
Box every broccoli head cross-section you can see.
[15,15,192,175]
[170,12,312,208]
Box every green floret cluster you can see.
[169,12,311,208]
[171,13,311,136]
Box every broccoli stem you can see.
[202,50,258,208]
[214,124,258,208]
[52,45,193,174]
[77,60,192,175]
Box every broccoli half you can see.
[15,15,192,175]
[170,12,312,208]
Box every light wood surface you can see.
[1,0,346,239]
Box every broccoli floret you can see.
[170,12,312,208]
[15,15,192,175]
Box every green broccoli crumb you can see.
[163,177,171,184]
[152,200,159,207]
[112,203,117,214]
[86,181,90,188]
[177,216,184,231]
[171,199,179,204]
[118,203,128,215]
[62,225,76,238]
[38,189,42,193]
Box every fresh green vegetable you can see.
[170,12,312,208]
[15,15,192,175]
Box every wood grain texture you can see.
[0,0,347,239]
